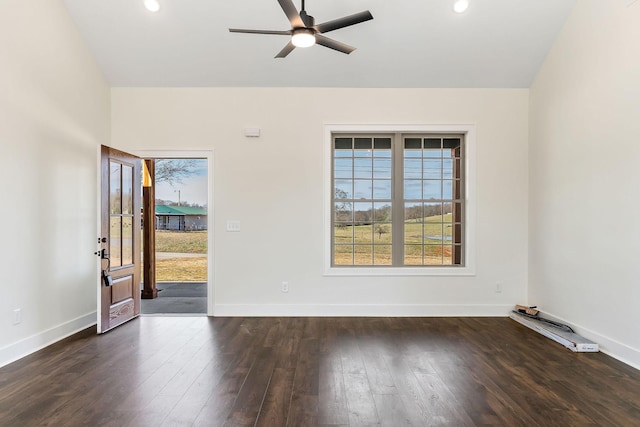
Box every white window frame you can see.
[323,124,476,277]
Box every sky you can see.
[155,160,208,207]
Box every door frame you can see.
[133,149,215,316]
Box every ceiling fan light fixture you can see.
[291,28,316,48]
[453,0,469,13]
[144,0,160,13]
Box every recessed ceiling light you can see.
[144,0,160,13]
[453,0,469,13]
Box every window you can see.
[330,131,467,270]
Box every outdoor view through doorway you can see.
[141,158,208,315]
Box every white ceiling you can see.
[62,0,575,88]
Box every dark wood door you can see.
[99,145,141,333]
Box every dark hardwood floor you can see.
[0,317,638,426]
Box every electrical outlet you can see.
[495,282,503,293]
[13,308,21,325]
[281,281,289,293]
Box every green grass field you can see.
[155,231,207,281]
[155,230,207,253]
[334,214,455,265]
[156,257,207,282]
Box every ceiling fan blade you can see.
[315,11,373,34]
[315,35,356,54]
[275,41,296,58]
[277,0,305,28]
[229,29,291,35]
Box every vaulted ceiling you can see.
[63,0,575,88]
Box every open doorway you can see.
[138,153,213,316]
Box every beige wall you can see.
[529,0,640,367]
[112,87,529,316]
[0,0,110,366]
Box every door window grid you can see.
[109,161,135,269]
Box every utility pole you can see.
[175,189,181,206]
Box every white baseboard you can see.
[213,304,512,317]
[539,310,640,371]
[0,312,96,368]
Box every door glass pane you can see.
[110,216,122,267]
[110,161,121,214]
[122,165,133,215]
[122,216,133,266]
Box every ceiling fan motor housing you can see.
[300,11,315,28]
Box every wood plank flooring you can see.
[1,317,639,426]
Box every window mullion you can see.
[391,132,404,266]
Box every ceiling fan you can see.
[229,0,374,58]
